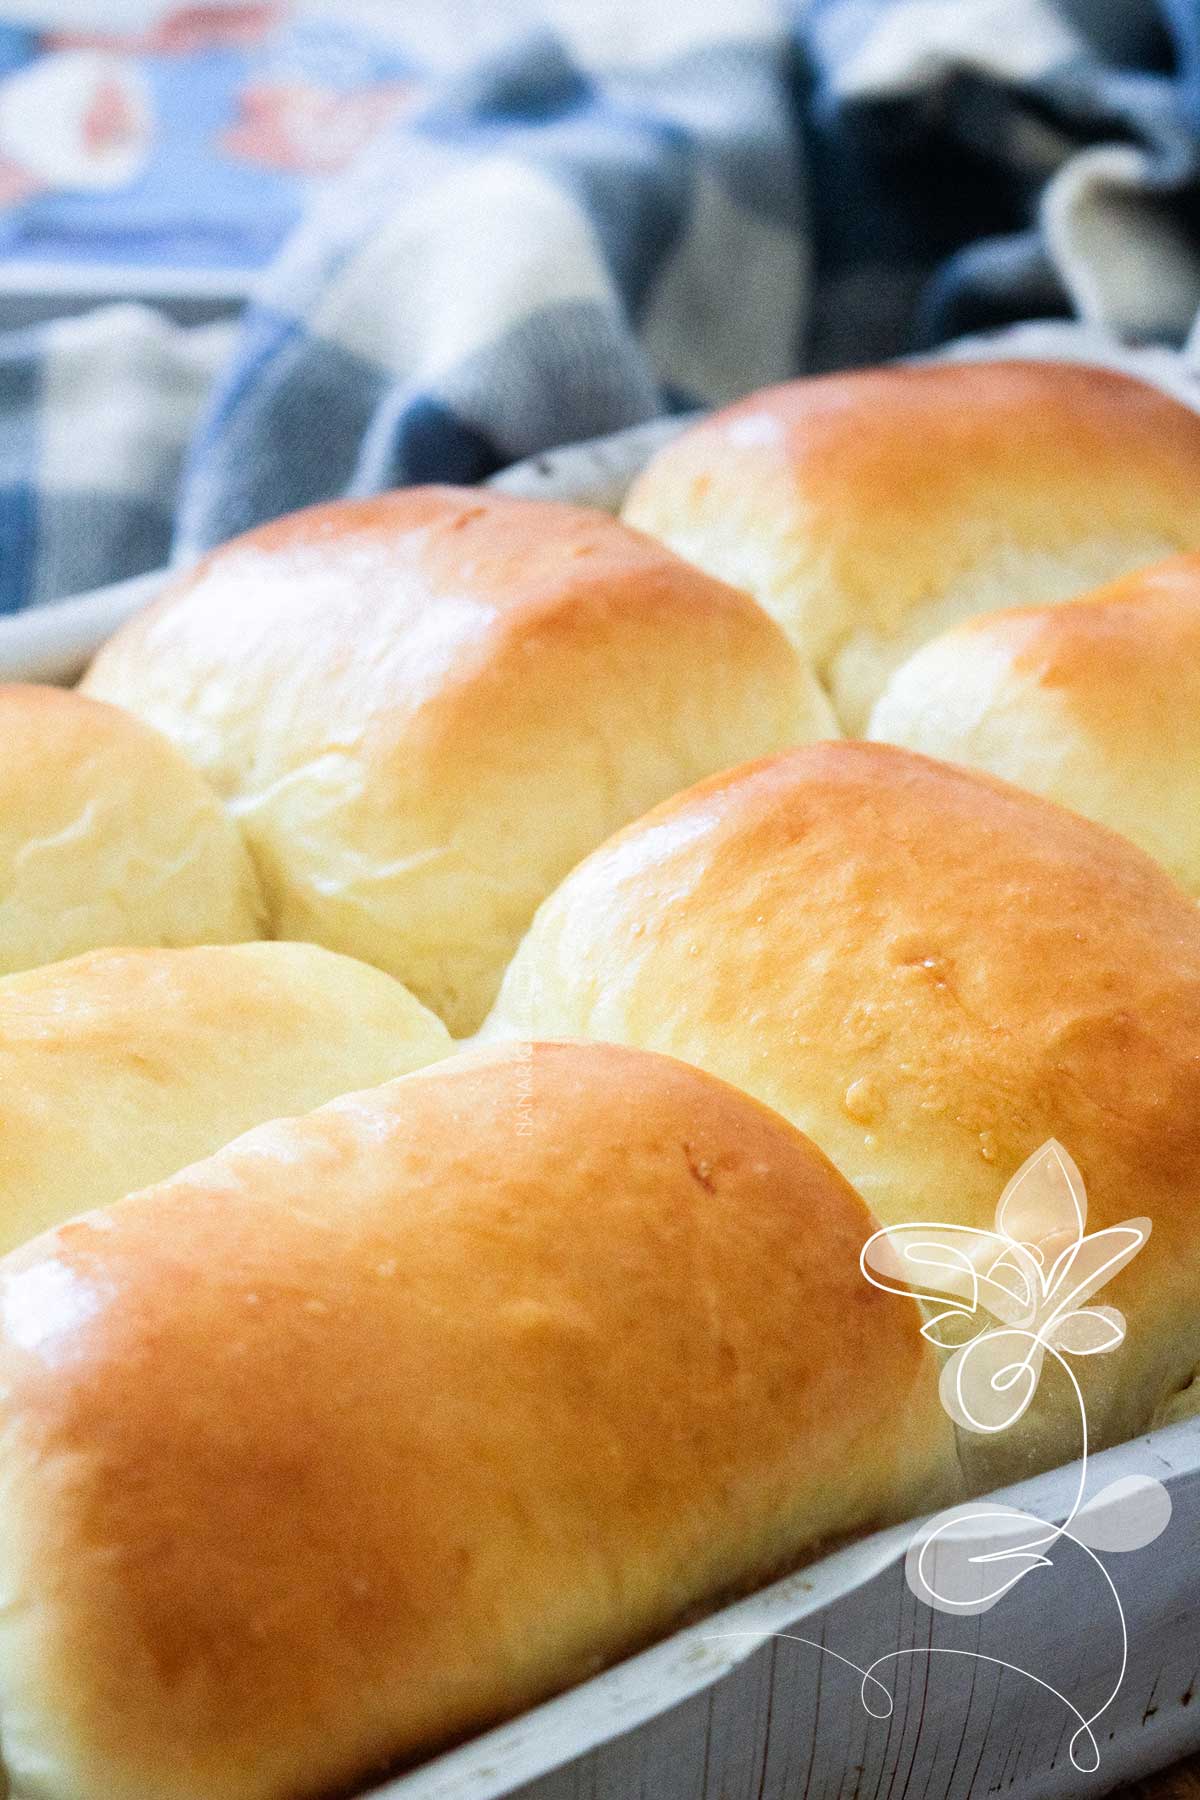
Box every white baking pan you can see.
[7,322,1200,1800]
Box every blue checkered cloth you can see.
[3,0,1200,613]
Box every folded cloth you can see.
[3,0,1200,614]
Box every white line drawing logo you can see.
[861,1137,1149,1439]
[709,1140,1171,1773]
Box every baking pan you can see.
[7,323,1200,1800]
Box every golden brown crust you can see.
[488,742,1200,1475]
[867,553,1200,892]
[0,1040,955,1800]
[83,486,831,1033]
[1004,552,1200,687]
[0,941,451,1256]
[622,361,1200,730]
[0,683,263,973]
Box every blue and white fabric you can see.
[2,0,1200,613]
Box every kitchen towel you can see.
[2,0,1199,612]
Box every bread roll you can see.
[0,683,262,975]
[487,742,1200,1478]
[621,360,1200,731]
[867,553,1200,895]
[0,1039,956,1800]
[0,941,450,1254]
[82,486,831,1034]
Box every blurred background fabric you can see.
[1,0,1200,610]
